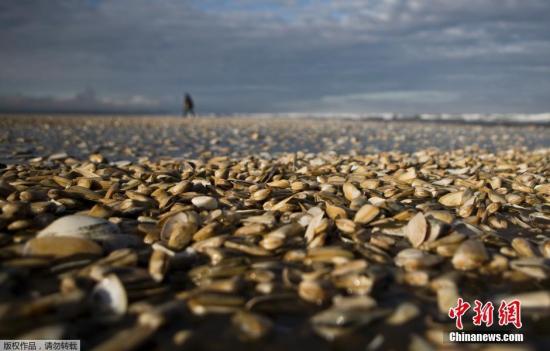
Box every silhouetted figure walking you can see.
[183,93,195,117]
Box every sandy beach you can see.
[0,115,548,350]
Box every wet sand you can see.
[0,115,549,350]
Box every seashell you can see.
[331,259,368,277]
[149,249,170,283]
[509,258,548,280]
[332,295,377,309]
[231,310,272,340]
[349,196,368,211]
[251,188,271,201]
[92,274,128,315]
[169,181,190,195]
[304,210,325,244]
[20,189,48,202]
[438,191,464,207]
[343,182,361,201]
[267,179,290,188]
[426,217,450,242]
[534,183,550,195]
[224,240,271,256]
[241,213,277,226]
[187,293,245,316]
[506,193,524,205]
[235,223,266,236]
[298,280,328,305]
[24,236,102,258]
[66,185,102,201]
[397,167,417,182]
[488,215,507,229]
[191,196,218,210]
[451,239,489,270]
[325,202,347,220]
[403,270,430,286]
[494,291,550,310]
[291,181,307,191]
[192,235,228,253]
[332,273,373,295]
[306,246,354,265]
[161,212,199,250]
[259,233,285,251]
[393,209,415,221]
[88,204,115,218]
[310,301,388,341]
[80,248,138,277]
[8,219,33,231]
[335,218,357,234]
[511,238,539,258]
[368,196,387,207]
[437,285,460,314]
[395,248,442,271]
[386,302,420,325]
[18,324,67,340]
[36,215,120,245]
[487,191,506,204]
[353,204,380,224]
[360,179,380,190]
[489,176,502,190]
[404,212,427,248]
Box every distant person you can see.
[183,93,195,117]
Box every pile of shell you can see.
[0,148,549,350]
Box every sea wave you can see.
[230,112,550,125]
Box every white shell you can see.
[191,196,218,210]
[38,215,120,242]
[92,274,128,315]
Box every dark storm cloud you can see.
[0,88,162,113]
[0,0,549,114]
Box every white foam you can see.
[223,112,550,124]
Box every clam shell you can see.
[310,301,388,341]
[395,248,442,271]
[191,196,218,210]
[354,204,380,224]
[511,238,539,258]
[232,310,272,340]
[404,212,427,248]
[92,274,128,315]
[438,191,464,207]
[509,257,549,280]
[161,212,199,250]
[494,291,550,310]
[386,302,420,325]
[37,215,120,242]
[451,239,489,270]
[149,249,170,283]
[24,236,102,258]
[343,182,361,201]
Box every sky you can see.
[0,0,549,114]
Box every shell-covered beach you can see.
[0,115,549,350]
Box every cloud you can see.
[322,91,459,104]
[0,88,162,113]
[0,0,549,113]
